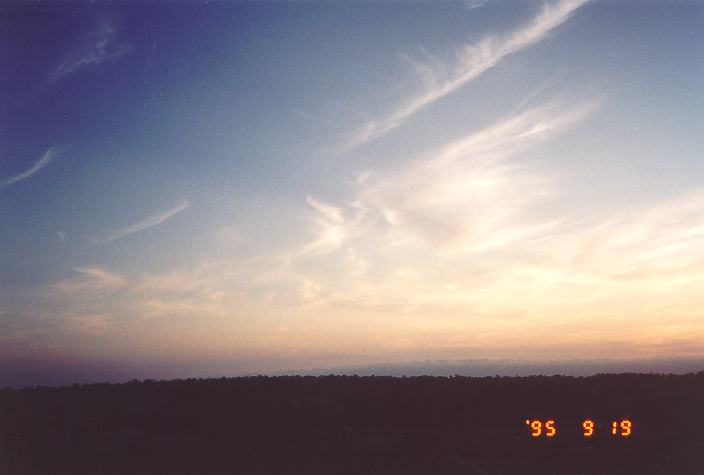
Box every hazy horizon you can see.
[3,353,704,389]
[2,1,703,387]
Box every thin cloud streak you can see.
[465,0,489,12]
[94,199,191,244]
[49,266,127,295]
[0,147,61,190]
[48,22,132,82]
[344,0,588,149]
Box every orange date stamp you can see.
[524,419,632,437]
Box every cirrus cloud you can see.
[48,21,132,82]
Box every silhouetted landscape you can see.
[2,372,703,474]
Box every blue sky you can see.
[1,1,703,385]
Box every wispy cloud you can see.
[345,0,588,148]
[310,102,592,259]
[465,0,489,11]
[49,266,127,295]
[66,314,114,335]
[48,21,132,82]
[94,199,191,244]
[0,147,61,190]
[566,188,704,284]
[282,101,594,316]
[296,197,347,256]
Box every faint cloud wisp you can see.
[93,199,191,245]
[48,21,132,83]
[0,147,62,191]
[49,266,127,296]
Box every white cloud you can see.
[94,199,190,244]
[0,147,61,190]
[344,0,588,148]
[48,21,132,82]
[280,101,594,316]
[296,197,348,256]
[307,102,591,260]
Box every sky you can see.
[1,1,703,386]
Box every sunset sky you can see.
[1,1,703,385]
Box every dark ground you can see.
[1,373,703,474]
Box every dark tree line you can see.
[1,372,703,473]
